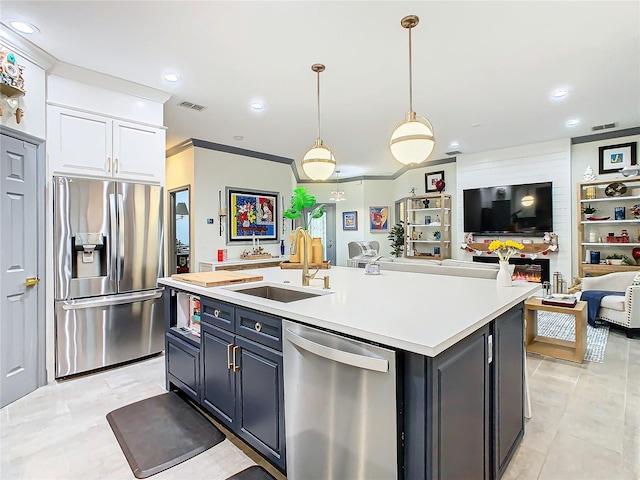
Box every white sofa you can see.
[580,271,640,336]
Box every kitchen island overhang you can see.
[158,266,538,357]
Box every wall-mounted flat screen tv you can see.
[463,182,553,235]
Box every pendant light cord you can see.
[316,69,321,140]
[408,27,413,113]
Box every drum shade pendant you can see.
[302,64,336,181]
[389,15,435,166]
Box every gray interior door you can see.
[0,134,39,407]
[308,203,336,266]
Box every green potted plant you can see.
[283,187,325,228]
[582,204,597,217]
[387,221,405,257]
[283,188,325,264]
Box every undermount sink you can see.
[232,285,324,303]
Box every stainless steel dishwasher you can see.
[282,320,398,480]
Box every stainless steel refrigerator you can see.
[54,176,165,377]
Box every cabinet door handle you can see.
[227,344,233,370]
[214,309,220,318]
[232,346,241,372]
[115,158,119,173]
[255,322,262,332]
[107,157,111,172]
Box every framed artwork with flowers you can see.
[425,171,445,193]
[227,187,279,242]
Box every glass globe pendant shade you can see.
[389,111,435,166]
[521,195,534,207]
[302,139,336,181]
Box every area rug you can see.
[536,310,609,363]
[106,392,225,478]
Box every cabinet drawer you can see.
[236,307,282,351]
[166,333,200,402]
[201,298,235,332]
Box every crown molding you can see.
[48,62,172,104]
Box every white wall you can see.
[455,139,572,279]
[570,133,640,275]
[0,44,46,139]
[190,148,297,269]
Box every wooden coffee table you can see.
[524,298,587,363]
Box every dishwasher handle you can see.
[285,328,389,373]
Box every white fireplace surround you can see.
[455,139,571,280]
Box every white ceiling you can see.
[2,1,639,179]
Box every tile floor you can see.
[1,329,638,480]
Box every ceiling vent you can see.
[445,150,462,156]
[591,122,617,131]
[178,101,207,112]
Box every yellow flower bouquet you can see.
[488,239,524,262]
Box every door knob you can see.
[24,277,40,287]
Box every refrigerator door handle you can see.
[117,194,125,280]
[285,328,389,372]
[109,193,118,282]
[60,289,164,310]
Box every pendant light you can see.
[302,64,336,181]
[389,15,435,166]
[330,170,346,202]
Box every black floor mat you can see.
[226,466,277,480]
[106,392,225,478]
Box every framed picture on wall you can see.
[599,142,637,174]
[425,171,445,193]
[342,211,358,230]
[227,187,279,242]
[369,206,389,232]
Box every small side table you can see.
[524,298,587,363]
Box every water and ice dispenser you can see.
[72,233,106,278]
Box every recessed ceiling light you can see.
[163,73,181,83]
[250,102,265,111]
[566,118,581,127]
[10,21,39,34]
[233,135,244,141]
[449,141,459,148]
[551,88,570,99]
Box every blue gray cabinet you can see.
[493,305,525,478]
[165,333,200,402]
[201,322,236,428]
[403,304,524,480]
[199,299,286,472]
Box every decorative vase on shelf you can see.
[311,237,323,264]
[496,261,513,287]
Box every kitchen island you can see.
[158,266,539,479]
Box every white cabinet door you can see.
[113,120,165,183]
[47,106,112,177]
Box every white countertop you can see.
[158,266,538,357]
[199,257,284,267]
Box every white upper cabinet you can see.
[113,119,165,182]
[48,105,165,184]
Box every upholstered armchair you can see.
[347,241,380,267]
[581,271,639,336]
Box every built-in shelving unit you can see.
[578,178,640,277]
[404,193,451,260]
